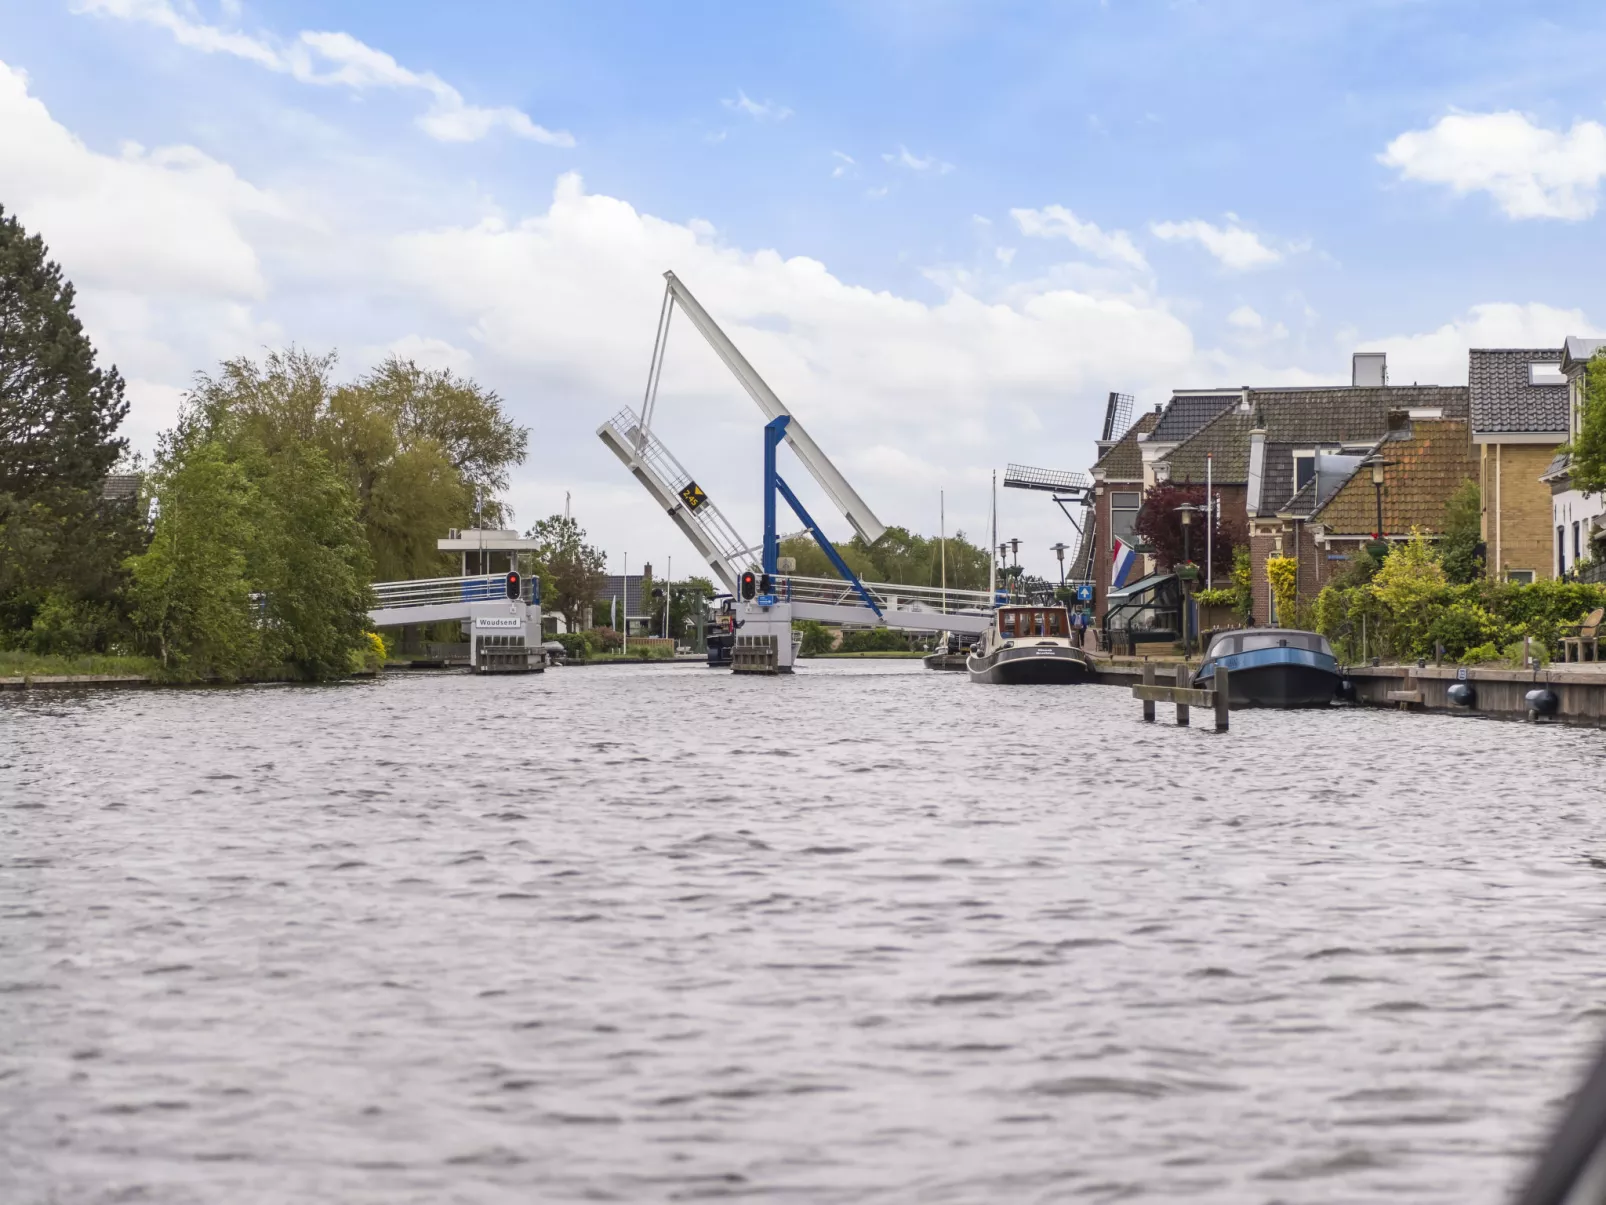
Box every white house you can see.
[1544,337,1606,577]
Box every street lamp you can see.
[1365,456,1394,559]
[1176,503,1203,654]
[1009,537,1020,568]
[1051,541,1068,586]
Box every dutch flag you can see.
[1111,537,1137,589]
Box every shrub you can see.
[551,631,594,659]
[794,620,834,657]
[1266,555,1298,625]
[838,627,909,653]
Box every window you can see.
[1293,451,1315,492]
[1575,522,1582,561]
[1560,525,1568,575]
[1110,491,1141,546]
[1505,569,1536,584]
[1530,362,1566,386]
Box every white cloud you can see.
[1378,111,1606,221]
[831,150,855,178]
[1149,217,1283,271]
[0,59,285,298]
[995,247,1016,266]
[1359,302,1595,386]
[882,145,954,174]
[1010,204,1148,271]
[388,173,1200,545]
[721,90,792,122]
[1226,305,1262,331]
[73,0,573,146]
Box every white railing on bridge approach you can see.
[369,574,536,628]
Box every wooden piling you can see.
[1214,665,1230,732]
[1142,662,1156,722]
[1175,664,1191,727]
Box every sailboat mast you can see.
[989,470,997,603]
[940,490,947,612]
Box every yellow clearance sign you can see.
[679,482,708,511]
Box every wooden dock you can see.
[1130,662,1230,732]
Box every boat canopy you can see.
[1204,629,1334,658]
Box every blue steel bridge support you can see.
[763,415,882,618]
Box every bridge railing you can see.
[781,575,994,618]
[370,574,537,611]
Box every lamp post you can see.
[1177,503,1202,654]
[1051,542,1068,586]
[1371,457,1385,540]
[1009,537,1020,568]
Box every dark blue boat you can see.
[1193,628,1342,709]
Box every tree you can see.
[1568,350,1606,496]
[125,437,261,680]
[188,349,528,582]
[1132,483,1241,576]
[125,395,375,682]
[1437,479,1484,584]
[776,527,994,590]
[0,205,141,641]
[528,514,606,632]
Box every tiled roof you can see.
[1543,450,1572,482]
[1311,420,1476,536]
[1150,392,1238,444]
[1249,385,1469,438]
[1468,348,1566,435]
[1091,408,1161,481]
[1159,407,1253,484]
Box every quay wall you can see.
[1089,657,1606,727]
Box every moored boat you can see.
[1193,628,1341,708]
[923,631,970,671]
[967,604,1092,685]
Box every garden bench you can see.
[1561,607,1604,663]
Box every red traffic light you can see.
[505,571,521,600]
[739,571,757,601]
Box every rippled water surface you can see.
[6,661,1606,1203]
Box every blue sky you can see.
[3,0,1605,577]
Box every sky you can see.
[3,0,1605,583]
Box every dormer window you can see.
[1530,362,1565,386]
[1293,450,1315,491]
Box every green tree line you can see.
[1,205,538,681]
[778,525,993,590]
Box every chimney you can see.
[1246,417,1268,514]
[1352,351,1387,387]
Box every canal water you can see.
[5,661,1606,1204]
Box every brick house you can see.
[1242,382,1469,623]
[1469,348,1569,582]
[1088,407,1161,624]
[1544,336,1606,576]
[1292,418,1477,607]
[1153,398,1255,589]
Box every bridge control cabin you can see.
[438,528,538,577]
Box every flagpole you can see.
[989,471,997,604]
[1206,452,1214,588]
[622,551,628,655]
[940,489,947,612]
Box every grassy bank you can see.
[0,650,162,679]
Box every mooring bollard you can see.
[1175,663,1190,727]
[1214,664,1230,732]
[1142,662,1156,722]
